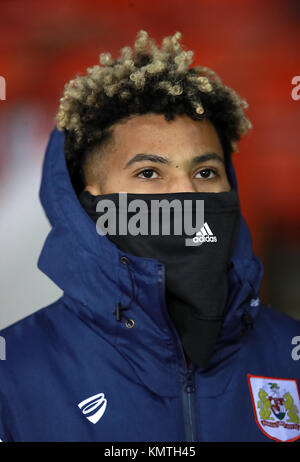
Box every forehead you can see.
[110,113,224,160]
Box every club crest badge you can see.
[248,374,300,442]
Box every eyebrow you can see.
[123,152,224,169]
[124,153,168,169]
[190,152,224,166]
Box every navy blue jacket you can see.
[0,128,300,442]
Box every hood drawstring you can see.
[239,306,254,339]
[114,256,136,328]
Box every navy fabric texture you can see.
[0,127,299,442]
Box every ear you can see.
[84,184,102,195]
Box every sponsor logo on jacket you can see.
[78,392,107,424]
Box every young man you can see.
[0,30,300,443]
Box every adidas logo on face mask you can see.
[192,222,217,244]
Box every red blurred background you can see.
[0,0,299,327]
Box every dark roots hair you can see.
[56,30,252,194]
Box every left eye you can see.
[137,169,159,179]
[195,169,216,179]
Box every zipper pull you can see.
[185,370,195,394]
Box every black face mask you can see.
[79,190,241,369]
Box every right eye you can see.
[137,169,159,179]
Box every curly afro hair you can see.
[56,30,252,195]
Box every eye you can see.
[195,168,217,179]
[137,169,159,179]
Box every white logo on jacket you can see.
[78,393,107,424]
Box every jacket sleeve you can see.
[0,389,13,442]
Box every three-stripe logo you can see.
[193,222,217,244]
[185,221,217,246]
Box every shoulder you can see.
[256,303,300,336]
[0,298,75,441]
[243,303,300,377]
[0,297,65,335]
[0,297,71,373]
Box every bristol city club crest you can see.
[248,374,300,442]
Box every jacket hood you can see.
[38,127,264,391]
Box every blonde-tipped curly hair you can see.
[56,30,252,194]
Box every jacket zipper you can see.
[157,262,198,442]
[182,367,197,442]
